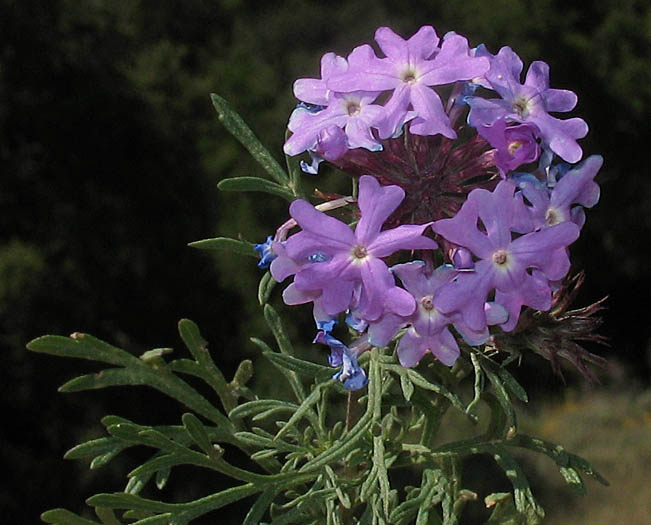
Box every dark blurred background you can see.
[1,0,649,523]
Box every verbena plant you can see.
[29,25,609,524]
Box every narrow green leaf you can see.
[262,305,295,356]
[263,352,333,380]
[86,493,177,512]
[94,507,121,525]
[507,434,569,467]
[484,493,523,525]
[250,449,280,461]
[64,437,124,461]
[489,445,545,523]
[180,483,262,519]
[400,373,414,402]
[243,487,278,525]
[389,495,421,523]
[325,465,351,509]
[178,319,237,412]
[128,453,176,479]
[125,473,150,496]
[121,509,154,520]
[567,453,609,486]
[360,465,379,502]
[168,358,203,377]
[559,466,586,495]
[466,352,484,417]
[481,363,518,435]
[481,392,510,441]
[373,436,391,519]
[90,449,125,470]
[261,306,306,401]
[218,177,295,201]
[233,431,301,452]
[182,413,215,457]
[177,319,208,361]
[106,422,148,443]
[41,509,100,524]
[406,369,468,416]
[131,515,174,525]
[155,467,171,490]
[187,237,257,257]
[229,399,299,420]
[211,93,289,185]
[477,353,528,403]
[258,271,276,305]
[231,359,253,387]
[59,367,147,392]
[504,434,609,491]
[274,383,325,440]
[27,334,137,368]
[284,128,307,199]
[101,415,130,427]
[136,429,177,451]
[299,410,373,473]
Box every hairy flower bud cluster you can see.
[257,26,603,388]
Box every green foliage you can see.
[29,315,608,523]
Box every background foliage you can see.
[1,0,649,522]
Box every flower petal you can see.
[290,200,355,248]
[369,223,437,258]
[355,176,405,244]
[368,313,407,347]
[408,84,455,138]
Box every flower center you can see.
[512,97,530,118]
[401,68,418,84]
[420,295,435,311]
[492,249,508,266]
[545,208,561,226]
[507,140,523,155]
[351,245,368,260]
[346,101,361,116]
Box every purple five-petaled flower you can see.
[367,262,508,367]
[278,175,438,321]
[432,180,580,332]
[466,46,588,163]
[328,26,489,140]
[284,91,385,157]
[514,155,603,231]
[477,118,541,176]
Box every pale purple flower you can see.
[299,125,349,174]
[432,180,580,331]
[466,46,588,163]
[283,175,438,321]
[515,155,603,230]
[282,283,335,333]
[478,118,541,176]
[284,91,385,156]
[328,26,489,139]
[293,52,348,106]
[368,262,507,367]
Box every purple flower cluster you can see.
[260,26,602,388]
